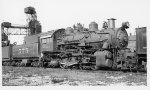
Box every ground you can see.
[2,66,147,86]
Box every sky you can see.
[0,0,149,44]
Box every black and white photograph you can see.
[0,0,149,87]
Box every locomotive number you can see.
[19,48,29,54]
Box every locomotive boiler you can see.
[54,18,130,70]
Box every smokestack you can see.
[107,18,116,29]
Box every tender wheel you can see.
[17,62,22,67]
[11,61,16,66]
[31,61,38,67]
[6,62,10,66]
[2,62,6,66]
[31,62,34,67]
[20,63,26,67]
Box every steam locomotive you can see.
[2,18,147,71]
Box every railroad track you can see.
[2,66,147,86]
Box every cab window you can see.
[47,37,51,43]
[41,37,52,44]
[41,38,46,44]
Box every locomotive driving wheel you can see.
[79,64,83,70]
[90,65,98,70]
[60,57,69,69]
[60,64,68,69]
[11,61,16,66]
[79,65,91,70]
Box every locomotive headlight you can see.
[122,21,130,29]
